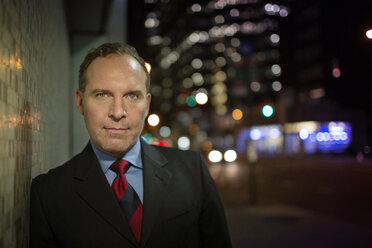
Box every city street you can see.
[209,156,372,247]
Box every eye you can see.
[96,92,108,98]
[127,93,138,99]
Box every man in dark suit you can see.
[30,42,232,248]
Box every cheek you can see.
[128,103,148,118]
[84,106,105,127]
[136,107,149,122]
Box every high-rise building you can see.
[129,0,292,151]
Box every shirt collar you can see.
[90,138,143,174]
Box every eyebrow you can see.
[89,89,112,95]
[89,88,145,96]
[127,90,144,95]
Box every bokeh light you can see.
[192,72,204,86]
[145,62,151,73]
[366,29,372,39]
[270,127,281,139]
[332,68,341,78]
[189,124,200,135]
[215,71,227,81]
[177,136,190,150]
[144,18,159,28]
[230,8,240,17]
[215,42,226,52]
[215,56,227,67]
[250,128,262,141]
[191,3,201,12]
[224,149,237,162]
[272,81,282,91]
[299,129,309,140]
[271,64,282,76]
[186,96,197,107]
[208,150,223,163]
[195,92,208,105]
[191,58,203,69]
[214,15,225,24]
[216,105,227,115]
[182,78,193,88]
[250,81,261,92]
[159,126,171,138]
[232,109,243,120]
[230,37,240,47]
[147,113,160,126]
[262,105,274,117]
[270,34,280,44]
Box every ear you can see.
[145,93,151,116]
[75,89,84,115]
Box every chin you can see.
[102,141,134,156]
[101,147,128,158]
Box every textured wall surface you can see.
[0,0,71,247]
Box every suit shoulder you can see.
[151,144,200,159]
[32,151,83,186]
[147,145,208,170]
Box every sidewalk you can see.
[224,203,372,248]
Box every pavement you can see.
[208,159,372,248]
[224,203,372,248]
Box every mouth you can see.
[104,127,129,132]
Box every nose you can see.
[109,98,127,120]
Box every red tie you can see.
[110,159,143,242]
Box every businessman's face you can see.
[75,54,151,158]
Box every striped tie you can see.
[110,159,143,242]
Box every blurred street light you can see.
[195,92,208,105]
[145,62,151,73]
[160,126,171,137]
[232,109,243,120]
[147,113,160,126]
[270,34,280,44]
[250,81,261,92]
[299,129,309,140]
[144,18,159,28]
[271,64,282,76]
[224,149,237,162]
[262,105,274,117]
[178,136,190,150]
[186,95,197,107]
[191,3,202,12]
[272,81,282,91]
[366,29,372,39]
[208,150,223,163]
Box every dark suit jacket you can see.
[30,141,232,248]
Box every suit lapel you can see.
[73,144,138,246]
[140,141,172,247]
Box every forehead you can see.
[89,53,144,74]
[85,54,147,88]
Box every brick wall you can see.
[0,0,71,247]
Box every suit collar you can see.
[140,139,168,169]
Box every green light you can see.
[262,105,274,117]
[186,96,197,107]
[142,133,153,143]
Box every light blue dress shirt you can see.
[90,138,144,203]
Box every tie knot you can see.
[110,159,130,175]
